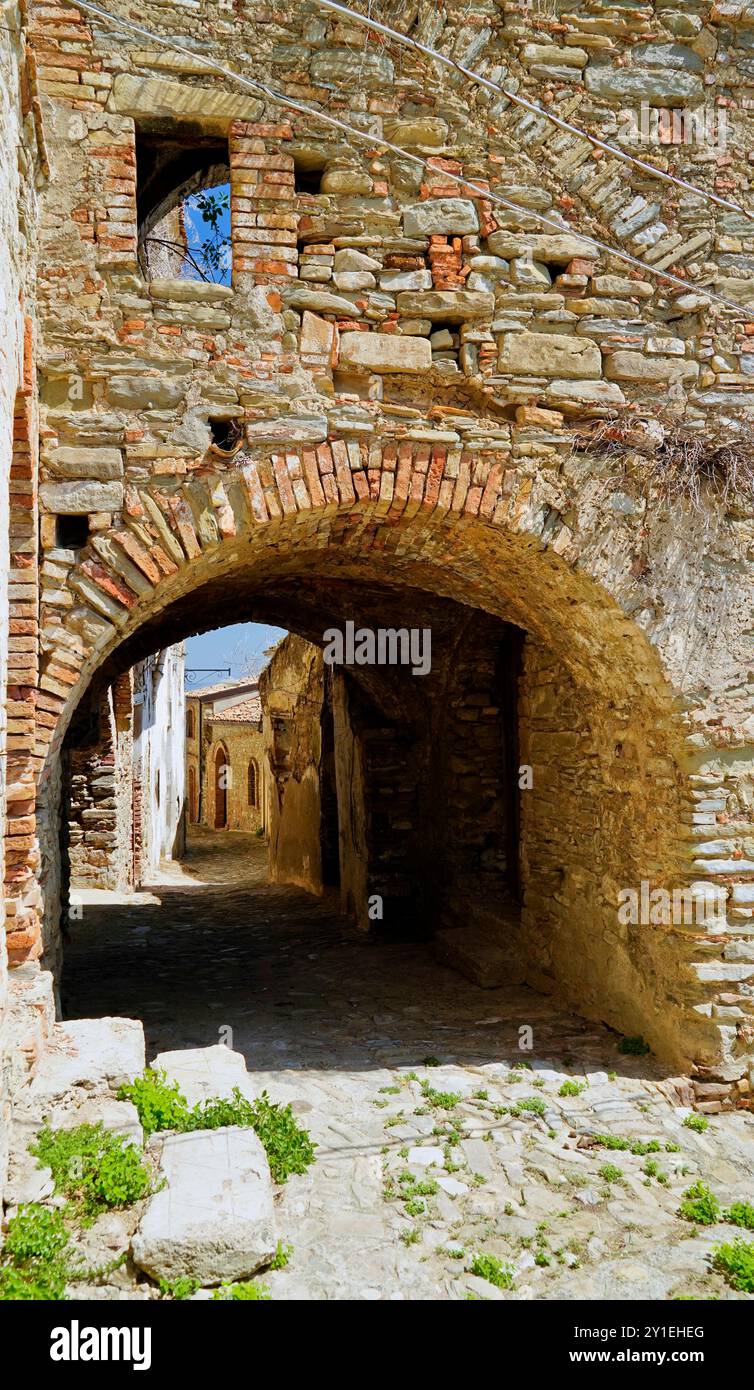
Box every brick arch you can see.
[20,439,748,1081]
[14,2,754,1102]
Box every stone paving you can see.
[60,828,754,1301]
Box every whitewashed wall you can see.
[133,644,186,877]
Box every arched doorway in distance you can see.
[214,744,229,829]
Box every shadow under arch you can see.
[35,495,711,1072]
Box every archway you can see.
[27,467,726,1077]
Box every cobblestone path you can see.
[63,829,754,1301]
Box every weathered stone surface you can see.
[148,279,233,303]
[109,73,263,131]
[310,46,394,87]
[321,170,373,196]
[23,1018,145,1104]
[106,376,186,410]
[246,415,328,444]
[522,44,588,68]
[487,232,595,263]
[40,480,125,514]
[384,117,448,147]
[498,331,602,378]
[131,1126,276,1285]
[583,64,704,106]
[48,446,124,480]
[396,290,493,322]
[604,351,699,384]
[150,1044,256,1107]
[283,285,363,316]
[332,249,381,274]
[339,332,431,373]
[402,199,479,238]
[299,311,336,359]
[380,269,433,291]
[545,379,626,408]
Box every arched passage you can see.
[26,462,730,1077]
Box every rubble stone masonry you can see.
[0,0,753,1167]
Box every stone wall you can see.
[260,636,325,895]
[66,675,133,893]
[0,7,42,1203]
[0,0,749,1092]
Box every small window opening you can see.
[56,514,89,550]
[209,416,243,454]
[294,159,325,195]
[136,132,231,285]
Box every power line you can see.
[315,0,754,226]
[68,1,753,315]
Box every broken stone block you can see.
[339,332,432,373]
[131,1127,277,1285]
[511,257,552,287]
[333,249,381,274]
[150,1043,256,1108]
[396,290,494,322]
[283,285,363,317]
[23,1017,145,1105]
[51,1098,143,1146]
[333,270,376,291]
[498,331,602,378]
[299,310,336,360]
[403,199,479,237]
[522,43,588,68]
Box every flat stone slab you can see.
[433,925,525,988]
[24,1017,145,1106]
[131,1126,276,1285]
[150,1043,256,1107]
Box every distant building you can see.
[66,645,186,895]
[185,678,267,835]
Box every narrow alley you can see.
[58,828,754,1301]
